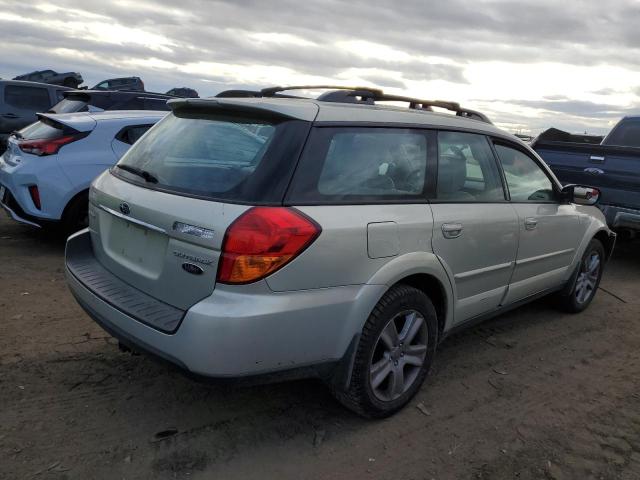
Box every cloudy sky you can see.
[1,0,639,135]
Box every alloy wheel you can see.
[369,310,428,402]
[575,251,601,304]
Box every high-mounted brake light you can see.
[217,207,321,284]
[19,134,83,156]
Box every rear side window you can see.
[115,125,152,145]
[436,132,504,202]
[287,127,430,203]
[114,111,309,203]
[4,85,51,111]
[494,144,556,202]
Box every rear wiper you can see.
[10,130,23,140]
[115,164,158,183]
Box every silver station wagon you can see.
[65,86,616,417]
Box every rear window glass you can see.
[287,127,430,203]
[603,119,640,147]
[50,98,88,113]
[18,118,64,140]
[5,85,50,111]
[113,111,309,203]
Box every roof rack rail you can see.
[217,85,492,124]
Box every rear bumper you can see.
[601,204,640,231]
[0,184,43,228]
[65,230,384,378]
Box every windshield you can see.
[113,111,307,203]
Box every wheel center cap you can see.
[390,346,402,362]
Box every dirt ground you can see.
[0,214,639,480]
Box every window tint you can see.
[603,119,640,147]
[495,144,556,202]
[4,85,51,111]
[436,132,504,202]
[19,119,65,140]
[114,112,307,203]
[117,125,152,145]
[317,130,427,196]
[288,128,429,203]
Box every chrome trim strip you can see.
[516,248,574,266]
[455,261,513,280]
[98,204,166,234]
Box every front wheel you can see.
[557,239,605,313]
[333,284,438,418]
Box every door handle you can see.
[589,155,605,163]
[442,223,463,239]
[1,113,18,119]
[524,218,538,230]
[584,167,604,175]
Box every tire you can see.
[333,284,438,418]
[556,238,605,313]
[63,78,79,88]
[60,192,89,236]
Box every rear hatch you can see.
[4,113,95,166]
[89,98,317,310]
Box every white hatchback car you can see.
[0,110,165,233]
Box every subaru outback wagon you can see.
[65,86,615,417]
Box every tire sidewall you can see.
[567,239,605,312]
[358,287,438,416]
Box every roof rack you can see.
[215,85,492,124]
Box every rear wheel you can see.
[60,192,89,236]
[557,239,605,313]
[333,284,438,418]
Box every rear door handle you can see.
[584,167,604,175]
[524,218,538,230]
[1,113,18,119]
[442,223,463,239]
[589,155,605,163]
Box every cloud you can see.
[0,0,639,133]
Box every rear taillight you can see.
[217,207,321,284]
[19,134,83,156]
[28,185,41,210]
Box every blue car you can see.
[0,110,165,233]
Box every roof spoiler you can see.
[167,98,317,122]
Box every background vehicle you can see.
[65,86,614,418]
[166,87,199,98]
[13,70,83,88]
[92,77,144,91]
[533,116,640,238]
[0,110,164,233]
[0,80,71,153]
[50,90,177,113]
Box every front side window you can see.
[494,144,556,202]
[4,86,51,111]
[288,127,429,202]
[436,131,504,202]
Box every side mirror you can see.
[562,185,600,206]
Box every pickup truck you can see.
[532,117,640,238]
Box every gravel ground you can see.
[0,214,639,480]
